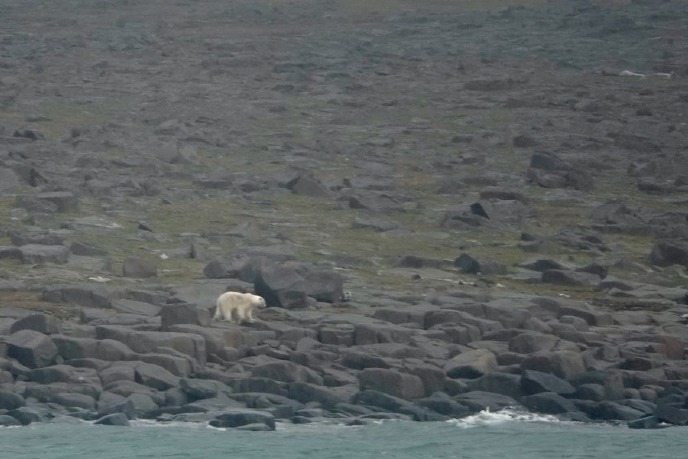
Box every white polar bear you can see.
[213,291,266,324]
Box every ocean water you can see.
[1,410,685,459]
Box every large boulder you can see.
[6,330,58,368]
[42,285,112,308]
[209,410,275,430]
[95,326,206,366]
[10,313,62,335]
[122,257,158,278]
[358,368,425,400]
[254,261,343,309]
[160,303,210,330]
[18,244,69,264]
[251,361,323,385]
[443,349,497,379]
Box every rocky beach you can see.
[1,0,688,431]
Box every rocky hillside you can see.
[0,0,688,429]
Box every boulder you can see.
[7,407,43,425]
[454,391,521,413]
[122,258,158,278]
[358,368,425,400]
[94,413,131,426]
[520,351,585,379]
[42,285,112,308]
[0,390,26,410]
[35,191,77,212]
[95,326,206,366]
[18,244,69,264]
[134,363,180,391]
[649,240,688,268]
[209,410,275,430]
[251,361,323,385]
[111,299,161,317]
[6,330,58,368]
[52,335,137,362]
[521,392,578,414]
[521,369,576,396]
[254,262,343,308]
[466,372,522,399]
[10,313,62,335]
[160,303,210,330]
[444,348,497,379]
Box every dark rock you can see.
[0,389,26,410]
[520,351,585,379]
[521,370,576,396]
[649,240,688,268]
[287,382,350,409]
[0,415,21,427]
[416,393,471,418]
[454,391,521,413]
[111,299,161,317]
[466,372,522,399]
[586,401,646,421]
[209,410,275,430]
[94,413,131,426]
[35,191,77,212]
[42,285,112,309]
[444,349,497,379]
[122,257,158,278]
[29,364,75,384]
[6,330,58,368]
[541,269,601,286]
[358,368,425,400]
[8,407,43,425]
[252,361,322,385]
[135,362,180,391]
[95,326,206,366]
[656,404,688,426]
[627,415,664,429]
[18,244,69,264]
[70,241,108,256]
[521,392,577,414]
[10,313,62,335]
[160,303,210,330]
[179,378,221,400]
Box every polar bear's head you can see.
[254,294,267,309]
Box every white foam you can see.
[448,408,561,428]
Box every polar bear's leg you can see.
[245,307,254,323]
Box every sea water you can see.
[1,409,685,459]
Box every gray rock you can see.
[520,351,585,379]
[95,326,206,366]
[94,412,131,426]
[10,313,62,335]
[209,410,275,430]
[6,329,58,368]
[521,369,576,396]
[134,362,180,391]
[444,348,497,379]
[35,191,77,212]
[122,257,158,278]
[111,299,161,317]
[358,368,425,400]
[252,361,323,385]
[19,244,69,264]
[160,303,210,330]
[521,392,578,414]
[649,240,688,268]
[466,372,522,399]
[0,415,21,427]
[42,285,112,308]
[70,241,108,256]
[0,389,26,410]
[8,407,43,425]
[454,391,521,413]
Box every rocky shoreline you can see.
[1,259,688,430]
[2,0,688,431]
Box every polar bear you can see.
[213,291,267,324]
